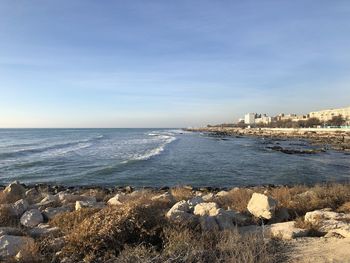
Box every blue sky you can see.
[0,1,350,128]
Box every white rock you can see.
[247,193,277,220]
[11,199,29,217]
[304,209,350,224]
[0,235,34,258]
[193,202,219,216]
[75,200,104,210]
[267,221,309,240]
[202,193,214,201]
[166,200,193,222]
[305,209,350,238]
[20,209,43,227]
[107,194,125,205]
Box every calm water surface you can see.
[0,128,349,187]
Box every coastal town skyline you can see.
[1,1,350,128]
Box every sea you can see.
[0,128,349,187]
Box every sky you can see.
[0,1,350,128]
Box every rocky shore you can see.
[0,181,350,262]
[186,127,350,151]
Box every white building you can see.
[244,113,256,124]
[255,115,272,124]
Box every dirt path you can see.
[285,237,350,263]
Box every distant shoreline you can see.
[185,127,350,151]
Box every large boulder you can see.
[11,199,29,217]
[20,209,43,227]
[2,181,25,202]
[267,221,309,240]
[0,235,34,258]
[247,193,277,220]
[193,202,219,216]
[166,200,193,222]
[305,209,350,238]
[239,221,309,240]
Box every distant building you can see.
[255,114,272,124]
[309,106,350,124]
[244,113,256,124]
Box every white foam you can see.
[123,135,176,163]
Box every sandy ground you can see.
[286,237,350,263]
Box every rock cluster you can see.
[0,181,349,261]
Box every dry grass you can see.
[50,208,101,234]
[294,217,324,237]
[337,201,350,213]
[0,190,22,204]
[116,228,279,263]
[216,188,255,212]
[45,193,281,262]
[170,186,194,201]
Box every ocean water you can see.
[0,128,349,187]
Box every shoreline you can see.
[185,127,350,151]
